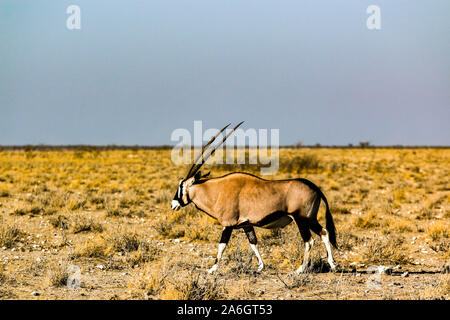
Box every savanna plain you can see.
[0,147,448,300]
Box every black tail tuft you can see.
[325,204,338,249]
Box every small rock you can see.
[401,271,409,278]
[174,239,180,243]
[36,257,43,263]
[95,265,105,270]
[378,266,393,275]
[31,291,40,296]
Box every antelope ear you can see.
[194,171,202,180]
[201,171,210,178]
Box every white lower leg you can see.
[208,243,227,274]
[321,229,336,270]
[250,244,264,272]
[296,238,314,274]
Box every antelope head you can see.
[171,121,244,211]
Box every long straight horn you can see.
[185,123,231,179]
[188,121,244,178]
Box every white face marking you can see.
[171,200,181,210]
[177,180,182,198]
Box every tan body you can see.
[189,173,316,228]
[176,172,337,274]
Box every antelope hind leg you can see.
[244,226,264,272]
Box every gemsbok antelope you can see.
[171,122,337,274]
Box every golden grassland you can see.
[0,148,448,300]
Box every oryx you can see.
[171,122,337,274]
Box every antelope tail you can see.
[320,193,338,249]
[297,178,338,249]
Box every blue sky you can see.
[0,1,449,145]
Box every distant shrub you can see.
[359,141,371,148]
[280,154,321,173]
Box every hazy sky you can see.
[0,1,449,145]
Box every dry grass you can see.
[0,147,448,299]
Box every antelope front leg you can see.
[208,227,233,274]
[244,226,264,272]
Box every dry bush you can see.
[337,231,360,251]
[154,190,172,205]
[426,222,449,241]
[276,272,312,290]
[128,261,172,298]
[48,215,69,230]
[73,236,109,258]
[47,260,71,287]
[152,218,185,239]
[126,240,160,267]
[105,197,133,218]
[73,230,150,259]
[108,232,141,253]
[163,271,225,300]
[361,236,412,265]
[416,208,434,220]
[12,203,56,216]
[0,267,6,285]
[0,186,11,197]
[71,215,104,234]
[0,221,26,249]
[419,275,449,300]
[184,215,218,242]
[279,154,322,173]
[352,211,379,229]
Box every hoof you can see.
[329,262,337,273]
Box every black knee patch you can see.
[244,227,257,245]
[219,227,233,244]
